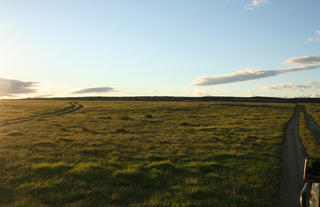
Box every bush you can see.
[145,114,153,119]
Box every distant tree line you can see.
[26,96,320,103]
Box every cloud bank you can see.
[71,87,116,94]
[193,65,319,86]
[0,77,38,97]
[283,56,320,65]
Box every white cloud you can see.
[296,85,312,90]
[296,93,319,98]
[306,81,320,88]
[262,82,320,98]
[263,83,295,90]
[0,77,38,97]
[283,56,320,65]
[307,30,320,42]
[193,65,319,86]
[245,0,269,10]
[193,90,211,97]
[71,87,117,94]
[263,83,312,91]
[247,92,255,97]
[307,38,319,42]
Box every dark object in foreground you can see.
[300,159,320,207]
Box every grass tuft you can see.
[7,130,23,136]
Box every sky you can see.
[0,0,320,98]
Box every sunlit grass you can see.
[305,103,320,127]
[0,100,294,206]
[298,106,320,158]
[0,100,68,122]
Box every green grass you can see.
[0,100,294,206]
[305,103,320,127]
[298,106,320,158]
[0,100,68,122]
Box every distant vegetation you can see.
[28,96,320,103]
[0,100,297,206]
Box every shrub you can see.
[145,114,153,119]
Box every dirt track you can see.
[278,107,305,207]
[0,102,83,127]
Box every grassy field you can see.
[0,100,294,207]
[0,100,69,122]
[298,107,319,158]
[305,103,320,127]
[299,104,320,158]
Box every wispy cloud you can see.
[297,93,319,98]
[263,83,295,90]
[307,81,320,88]
[0,77,38,97]
[283,56,320,65]
[32,94,54,98]
[193,65,319,86]
[296,85,313,90]
[307,30,320,42]
[263,83,312,91]
[245,0,270,10]
[71,87,117,94]
[193,55,320,86]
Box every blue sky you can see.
[0,0,319,98]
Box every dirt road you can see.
[278,107,305,207]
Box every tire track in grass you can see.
[278,106,305,207]
[0,102,83,127]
